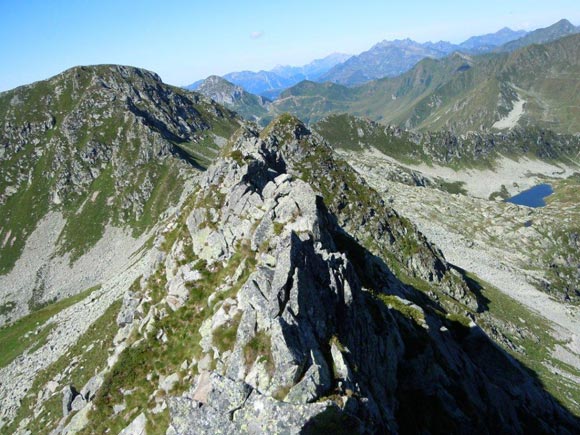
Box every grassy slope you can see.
[272,34,580,134]
[0,65,240,273]
[314,113,580,170]
[0,285,100,369]
[4,298,122,434]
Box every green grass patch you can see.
[212,312,242,353]
[244,330,274,375]
[272,384,293,401]
[128,162,184,236]
[489,184,510,201]
[0,148,53,275]
[0,301,16,317]
[376,293,425,325]
[0,285,100,369]
[273,221,285,235]
[4,298,121,435]
[445,313,472,328]
[437,180,467,195]
[56,169,116,262]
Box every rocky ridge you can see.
[143,119,580,432]
[7,117,576,434]
[0,65,240,322]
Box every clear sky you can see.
[0,0,578,91]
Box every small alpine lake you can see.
[505,183,553,208]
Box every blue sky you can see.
[0,0,578,91]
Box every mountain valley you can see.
[1,15,580,435]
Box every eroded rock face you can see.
[167,373,344,435]
[0,64,241,325]
[13,114,576,434]
[160,119,579,433]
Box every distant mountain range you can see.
[189,19,578,97]
[459,27,528,52]
[319,27,528,86]
[186,53,351,98]
[188,26,528,93]
[497,18,579,52]
[190,19,580,135]
[272,33,580,134]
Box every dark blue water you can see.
[505,184,553,208]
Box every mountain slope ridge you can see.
[30,115,577,433]
[272,33,580,134]
[0,64,579,434]
[0,64,240,324]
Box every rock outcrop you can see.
[0,64,240,322]
[1,69,578,433]
[81,116,578,434]
[159,118,579,433]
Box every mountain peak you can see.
[199,75,237,88]
[498,18,579,52]
[554,18,574,27]
[194,75,271,125]
[261,113,310,141]
[59,64,163,85]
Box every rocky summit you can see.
[0,65,579,435]
[0,65,240,324]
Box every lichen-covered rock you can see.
[119,412,147,435]
[167,373,351,435]
[163,117,580,434]
[80,374,104,401]
[61,385,78,417]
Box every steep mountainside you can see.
[195,75,272,125]
[2,114,578,434]
[333,142,580,416]
[273,34,580,134]
[314,113,580,302]
[314,114,580,168]
[0,65,240,324]
[498,19,579,52]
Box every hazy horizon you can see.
[1,0,579,92]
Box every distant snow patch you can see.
[493,98,526,130]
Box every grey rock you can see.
[113,403,126,414]
[168,373,344,435]
[286,350,332,404]
[71,394,87,411]
[61,403,91,434]
[80,373,104,401]
[159,372,180,393]
[119,412,147,435]
[116,292,141,327]
[61,385,78,417]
